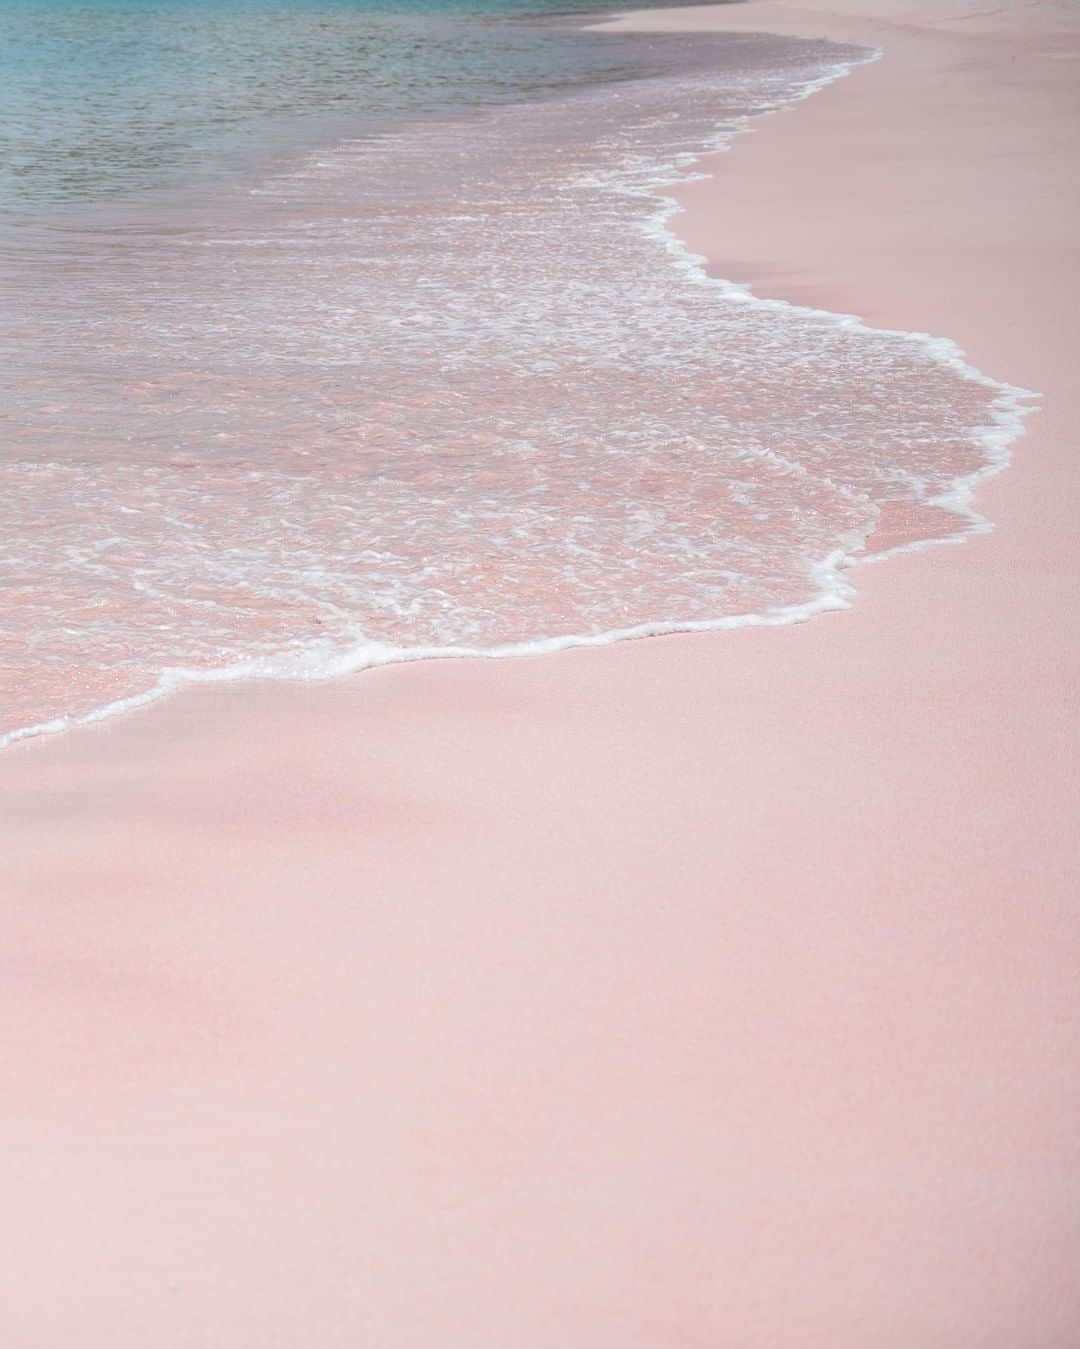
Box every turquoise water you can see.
[0,0,702,216]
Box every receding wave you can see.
[0,29,1032,748]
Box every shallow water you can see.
[0,4,1025,745]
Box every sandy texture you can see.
[3,2,1079,1344]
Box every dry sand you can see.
[3,1,1079,1343]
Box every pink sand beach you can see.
[3,1,1079,1343]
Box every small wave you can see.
[0,30,1036,751]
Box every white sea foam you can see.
[0,31,1036,751]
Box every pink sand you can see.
[3,2,1079,1343]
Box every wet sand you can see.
[3,1,1079,1344]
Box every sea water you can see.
[0,0,1029,745]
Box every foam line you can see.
[2,44,1037,753]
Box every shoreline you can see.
[4,3,1079,1343]
[0,30,1034,755]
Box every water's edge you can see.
[2,39,1037,754]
